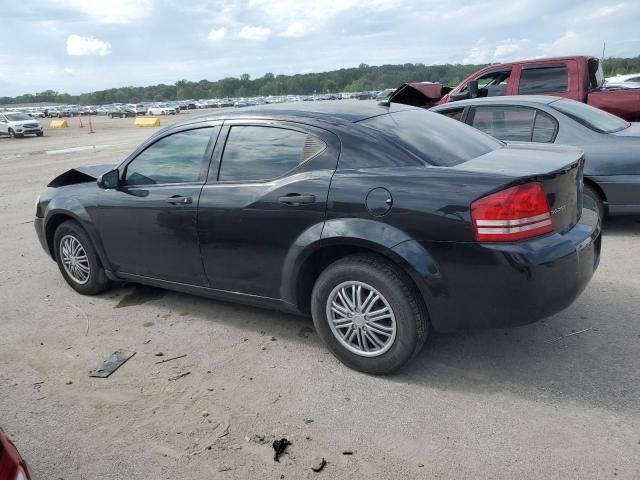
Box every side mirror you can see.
[468,80,479,98]
[98,169,120,189]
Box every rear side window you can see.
[531,111,557,142]
[470,106,535,142]
[360,109,502,167]
[124,128,214,186]
[519,66,568,94]
[218,126,325,182]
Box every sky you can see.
[1,0,639,97]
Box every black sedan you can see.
[431,96,640,218]
[107,107,136,119]
[34,102,600,373]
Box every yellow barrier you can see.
[134,117,161,127]
[49,119,68,128]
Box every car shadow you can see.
[602,216,640,237]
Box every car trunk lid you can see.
[455,143,584,234]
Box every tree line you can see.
[2,56,639,106]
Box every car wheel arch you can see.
[289,239,436,317]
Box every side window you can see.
[218,126,325,182]
[124,128,213,186]
[461,70,512,97]
[519,66,568,94]
[440,108,464,121]
[470,106,536,142]
[532,111,558,143]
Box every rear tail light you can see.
[471,182,553,242]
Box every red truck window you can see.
[462,70,512,97]
[519,65,568,94]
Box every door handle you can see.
[278,194,316,205]
[167,195,193,205]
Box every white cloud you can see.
[463,39,490,64]
[208,27,227,42]
[56,0,153,24]
[493,42,522,61]
[63,67,74,75]
[280,21,306,38]
[237,25,272,40]
[66,34,111,56]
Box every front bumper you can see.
[411,207,601,332]
[34,217,51,258]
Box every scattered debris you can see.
[202,411,209,417]
[417,463,425,467]
[270,336,277,341]
[261,346,267,351]
[548,328,591,342]
[36,396,47,401]
[143,339,151,344]
[217,465,232,472]
[215,422,230,438]
[168,372,191,381]
[252,434,275,445]
[304,418,314,424]
[154,352,164,357]
[272,392,281,404]
[155,354,187,364]
[89,350,136,378]
[342,451,353,455]
[273,438,291,462]
[65,380,73,385]
[33,381,44,386]
[143,321,155,327]
[311,457,327,472]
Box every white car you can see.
[127,104,148,115]
[0,112,44,138]
[147,103,176,115]
[605,73,640,88]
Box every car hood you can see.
[9,119,39,126]
[611,122,640,137]
[48,163,117,188]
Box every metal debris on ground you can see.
[311,457,327,472]
[155,354,186,364]
[89,350,136,378]
[168,371,190,381]
[273,438,291,462]
[548,328,591,342]
[342,451,354,455]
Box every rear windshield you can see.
[550,99,629,134]
[359,109,502,166]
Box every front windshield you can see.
[5,113,32,121]
[550,98,629,134]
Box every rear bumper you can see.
[408,207,601,332]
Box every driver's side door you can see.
[96,125,220,286]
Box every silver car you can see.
[0,112,44,138]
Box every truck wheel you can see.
[53,220,112,295]
[311,254,429,374]
[584,184,604,219]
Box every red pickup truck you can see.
[391,56,640,121]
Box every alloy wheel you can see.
[59,235,91,284]
[326,281,397,357]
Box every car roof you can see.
[178,100,416,126]
[430,95,564,110]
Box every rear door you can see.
[515,60,580,101]
[198,120,340,298]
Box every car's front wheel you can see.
[311,254,428,374]
[53,220,112,295]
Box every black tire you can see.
[53,220,112,295]
[584,184,605,219]
[36,131,44,137]
[8,128,15,138]
[311,254,429,374]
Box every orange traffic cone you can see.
[88,116,95,134]
[79,117,84,128]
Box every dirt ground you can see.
[1,110,639,479]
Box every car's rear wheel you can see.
[53,220,112,295]
[311,254,428,374]
[584,184,605,219]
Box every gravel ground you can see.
[1,111,639,479]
